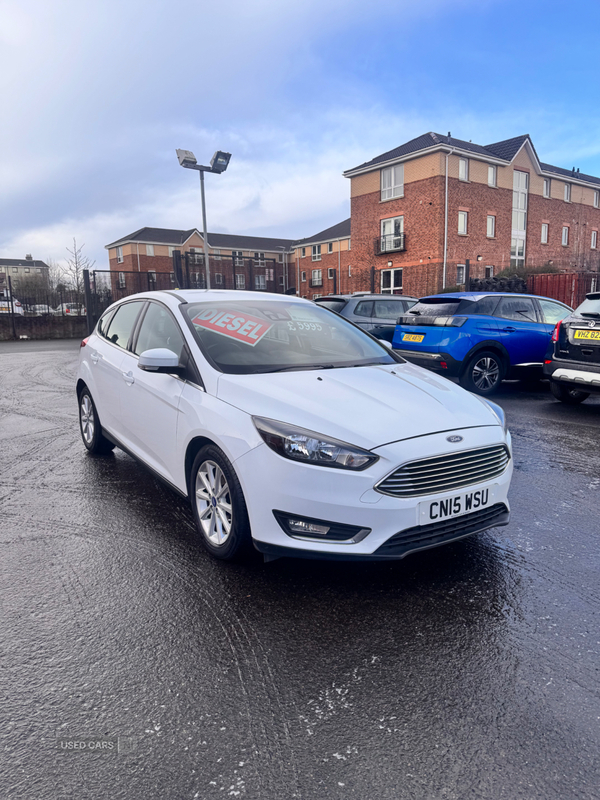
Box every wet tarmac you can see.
[1,339,599,800]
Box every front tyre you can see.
[191,445,252,561]
[549,380,590,404]
[460,351,504,395]
[78,388,115,454]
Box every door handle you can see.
[502,326,516,332]
[122,371,135,385]
[90,353,100,363]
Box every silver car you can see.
[314,294,418,341]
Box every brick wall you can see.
[527,194,600,270]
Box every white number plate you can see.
[418,485,497,524]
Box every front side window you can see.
[146,244,154,257]
[134,302,185,359]
[541,223,549,244]
[564,183,571,202]
[312,245,321,261]
[488,165,497,186]
[458,211,468,235]
[381,164,404,200]
[487,215,496,237]
[105,301,145,349]
[459,158,469,181]
[562,226,569,246]
[185,300,394,374]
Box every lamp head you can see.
[210,151,231,173]
[176,149,197,168]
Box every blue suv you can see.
[391,292,572,394]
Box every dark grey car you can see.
[314,294,418,341]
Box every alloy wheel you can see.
[472,357,500,391]
[80,394,95,445]
[195,460,233,546]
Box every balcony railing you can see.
[310,278,323,288]
[375,233,406,256]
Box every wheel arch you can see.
[184,436,220,498]
[460,340,510,375]
[76,378,87,398]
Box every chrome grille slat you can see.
[376,445,510,498]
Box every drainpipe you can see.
[338,242,341,293]
[136,243,141,272]
[443,148,454,289]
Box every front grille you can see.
[375,503,509,557]
[376,445,510,498]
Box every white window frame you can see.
[459,158,469,181]
[543,178,551,198]
[235,274,245,289]
[327,242,333,253]
[312,244,321,261]
[168,246,176,257]
[147,270,156,283]
[118,272,126,288]
[564,183,571,202]
[212,249,221,261]
[301,271,306,282]
[254,274,266,290]
[380,164,404,200]
[301,247,306,258]
[541,223,549,244]
[214,273,223,286]
[562,226,569,246]
[457,264,466,285]
[594,191,599,208]
[458,211,468,235]
[327,267,335,279]
[486,215,496,238]
[311,269,323,286]
[380,268,403,294]
[116,246,123,263]
[488,165,497,187]
[254,252,265,267]
[592,230,598,250]
[485,265,494,278]
[232,250,244,267]
[146,244,154,257]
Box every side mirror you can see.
[138,348,182,373]
[379,339,393,349]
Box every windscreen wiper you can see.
[264,364,337,373]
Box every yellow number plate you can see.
[402,333,425,343]
[574,330,600,341]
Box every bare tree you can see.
[63,238,95,295]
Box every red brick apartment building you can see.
[342,132,600,298]
[106,132,600,300]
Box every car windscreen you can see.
[576,294,600,316]
[184,300,396,374]
[405,298,474,317]
[314,299,347,313]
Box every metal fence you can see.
[527,271,599,308]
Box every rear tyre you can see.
[460,351,504,395]
[549,380,590,405]
[191,445,252,561]
[78,388,115,454]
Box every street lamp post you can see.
[176,149,231,290]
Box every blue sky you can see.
[2,0,600,268]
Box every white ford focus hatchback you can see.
[76,290,512,562]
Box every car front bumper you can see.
[234,426,512,560]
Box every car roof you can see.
[419,291,570,306]
[116,289,315,305]
[315,294,418,301]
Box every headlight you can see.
[253,417,379,471]
[483,399,507,433]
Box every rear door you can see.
[495,296,546,364]
[371,297,409,341]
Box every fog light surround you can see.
[273,511,371,543]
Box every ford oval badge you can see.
[446,435,463,443]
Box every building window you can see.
[381,164,404,200]
[146,244,154,256]
[381,268,402,294]
[118,272,126,288]
[24,267,30,273]
[147,270,156,285]
[254,252,265,266]
[301,271,306,282]
[594,191,600,208]
[255,274,266,290]
[457,264,466,284]
[232,250,244,266]
[327,242,333,253]
[348,239,351,250]
[213,249,221,261]
[301,247,306,258]
[215,273,223,286]
[488,165,497,186]
[279,276,285,286]
[459,158,469,181]
[12,267,18,273]
[348,264,352,277]
[381,216,404,251]
[117,246,123,263]
[311,269,323,286]
[592,230,598,250]
[486,215,496,238]
[312,244,321,261]
[541,223,549,244]
[458,211,468,235]
[543,178,551,198]
[235,274,245,289]
[37,268,42,274]
[562,226,569,246]
[327,268,335,279]
[564,183,571,202]
[170,272,175,283]
[485,266,494,278]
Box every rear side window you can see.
[97,308,116,338]
[373,299,406,319]
[470,296,500,316]
[105,301,145,349]
[538,299,570,324]
[354,301,374,317]
[496,296,537,323]
[315,299,347,313]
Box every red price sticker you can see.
[191,308,273,346]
